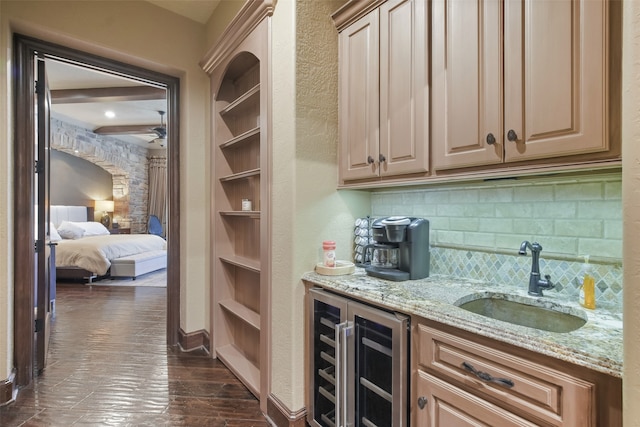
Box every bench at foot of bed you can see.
[110,250,167,279]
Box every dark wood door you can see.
[35,56,52,373]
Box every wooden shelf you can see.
[219,168,260,182]
[220,255,260,273]
[216,344,260,397]
[219,299,261,330]
[219,210,260,219]
[219,84,260,116]
[220,127,260,149]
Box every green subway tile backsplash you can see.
[369,173,623,309]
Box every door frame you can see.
[12,34,181,386]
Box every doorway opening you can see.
[13,34,181,387]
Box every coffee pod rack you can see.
[353,216,374,266]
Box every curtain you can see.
[148,156,167,233]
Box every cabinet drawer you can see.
[416,370,538,427]
[418,324,595,426]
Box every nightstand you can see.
[110,228,131,235]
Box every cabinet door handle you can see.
[367,155,375,165]
[335,321,353,426]
[507,129,518,142]
[486,133,496,145]
[417,396,428,409]
[379,153,386,163]
[462,362,515,388]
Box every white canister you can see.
[322,240,336,267]
[241,199,252,211]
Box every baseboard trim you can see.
[266,393,307,427]
[178,328,210,353]
[0,370,17,407]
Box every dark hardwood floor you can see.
[0,282,270,426]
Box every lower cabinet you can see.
[412,320,622,427]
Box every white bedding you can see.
[55,234,167,276]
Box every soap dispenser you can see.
[579,255,596,309]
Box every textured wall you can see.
[51,118,150,233]
[622,0,640,422]
[270,0,368,413]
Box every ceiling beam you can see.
[51,86,166,104]
[93,124,158,135]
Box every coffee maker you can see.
[363,216,430,281]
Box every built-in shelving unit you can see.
[213,56,263,397]
[202,1,272,412]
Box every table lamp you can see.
[94,200,114,228]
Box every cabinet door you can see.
[339,10,380,181]
[503,0,608,161]
[432,0,503,170]
[379,0,429,177]
[415,370,539,427]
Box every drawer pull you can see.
[462,362,515,388]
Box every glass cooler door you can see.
[349,301,409,427]
[308,289,348,427]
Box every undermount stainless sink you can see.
[455,293,587,333]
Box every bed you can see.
[51,205,166,282]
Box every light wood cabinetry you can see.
[201,1,273,412]
[334,0,429,184]
[432,0,615,171]
[416,371,539,427]
[413,320,622,427]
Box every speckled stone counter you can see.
[302,268,622,378]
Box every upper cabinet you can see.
[334,0,429,185]
[433,0,618,171]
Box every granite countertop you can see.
[302,267,622,378]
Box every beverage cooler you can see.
[307,288,409,427]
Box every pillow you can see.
[56,221,85,240]
[72,221,110,236]
[49,222,62,242]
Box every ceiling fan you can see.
[150,111,167,146]
[151,111,167,139]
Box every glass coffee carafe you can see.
[364,244,399,269]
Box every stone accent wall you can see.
[50,117,149,233]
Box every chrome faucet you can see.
[519,241,554,296]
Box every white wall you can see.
[0,0,212,381]
[0,0,15,382]
[622,0,640,423]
